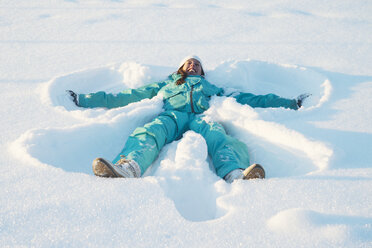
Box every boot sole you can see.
[243,164,265,179]
[92,158,121,178]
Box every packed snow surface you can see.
[1,1,371,247]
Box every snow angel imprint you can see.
[67,56,310,183]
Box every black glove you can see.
[67,90,79,106]
[297,93,311,108]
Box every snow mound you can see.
[153,131,227,221]
[267,208,372,244]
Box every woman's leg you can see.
[189,116,250,179]
[113,111,190,175]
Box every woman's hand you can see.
[66,90,79,106]
[297,93,311,108]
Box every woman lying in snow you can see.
[67,56,310,183]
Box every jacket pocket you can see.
[162,90,183,99]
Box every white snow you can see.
[1,0,372,247]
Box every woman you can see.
[68,56,309,183]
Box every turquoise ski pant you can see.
[112,110,250,178]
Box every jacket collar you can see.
[170,73,203,84]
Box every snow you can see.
[1,0,372,247]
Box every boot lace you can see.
[117,155,130,165]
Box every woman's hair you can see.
[175,65,205,85]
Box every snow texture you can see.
[1,0,372,247]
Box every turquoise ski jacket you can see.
[78,74,299,111]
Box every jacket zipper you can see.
[190,85,195,113]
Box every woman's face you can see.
[182,59,202,75]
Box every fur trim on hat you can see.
[178,55,203,69]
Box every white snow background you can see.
[1,0,372,247]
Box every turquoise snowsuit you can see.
[78,74,298,178]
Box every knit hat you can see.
[178,55,203,69]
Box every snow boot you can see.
[224,164,265,183]
[243,163,265,179]
[92,157,141,178]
